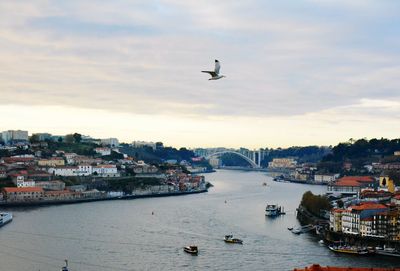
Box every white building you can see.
[64,153,78,165]
[314,174,339,184]
[132,141,156,150]
[94,147,111,156]
[101,138,119,147]
[48,167,79,177]
[16,176,36,188]
[268,158,297,169]
[92,165,119,177]
[1,130,29,144]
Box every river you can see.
[0,170,399,270]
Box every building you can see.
[35,180,65,191]
[32,133,52,141]
[92,164,119,177]
[64,153,78,165]
[131,141,157,150]
[268,158,297,169]
[1,130,29,144]
[94,147,111,156]
[327,176,376,195]
[331,202,388,236]
[38,157,65,167]
[314,174,339,184]
[2,187,44,202]
[379,176,395,193]
[48,166,79,176]
[101,138,119,147]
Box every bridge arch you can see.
[205,151,258,168]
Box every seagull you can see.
[202,59,226,80]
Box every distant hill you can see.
[318,138,400,174]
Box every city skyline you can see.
[1,1,400,148]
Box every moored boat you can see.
[328,245,374,255]
[265,204,284,217]
[0,212,12,227]
[184,245,198,255]
[375,247,400,257]
[224,235,243,244]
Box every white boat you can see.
[0,212,12,227]
[265,204,284,217]
[375,247,400,257]
[291,224,314,234]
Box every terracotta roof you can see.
[294,264,400,271]
[339,176,375,182]
[334,176,375,187]
[3,187,44,193]
[350,202,387,211]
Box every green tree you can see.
[65,134,74,144]
[73,133,82,143]
[29,134,40,143]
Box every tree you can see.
[73,133,82,143]
[58,137,63,143]
[29,134,40,143]
[65,134,74,144]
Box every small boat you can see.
[0,212,12,227]
[224,235,243,244]
[375,247,400,257]
[328,245,373,255]
[265,204,284,217]
[184,245,198,255]
[287,227,293,231]
[291,224,314,235]
[61,259,69,271]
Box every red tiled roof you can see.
[350,202,387,211]
[3,187,44,193]
[294,264,400,271]
[339,176,375,182]
[334,176,375,187]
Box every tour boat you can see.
[265,204,284,217]
[224,235,243,244]
[184,245,198,255]
[0,212,12,227]
[328,245,373,255]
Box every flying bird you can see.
[202,59,225,80]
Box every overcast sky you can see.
[1,1,400,148]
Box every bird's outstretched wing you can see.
[202,71,217,77]
[214,59,220,75]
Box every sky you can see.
[0,1,400,149]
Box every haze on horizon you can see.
[1,1,400,149]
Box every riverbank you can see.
[0,188,208,208]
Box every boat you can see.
[224,235,243,244]
[0,212,12,227]
[61,259,68,271]
[375,246,400,257]
[287,227,293,231]
[262,182,267,186]
[183,245,198,255]
[291,224,314,234]
[328,245,374,255]
[265,204,285,217]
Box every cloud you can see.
[0,1,399,146]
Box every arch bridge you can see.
[205,151,259,168]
